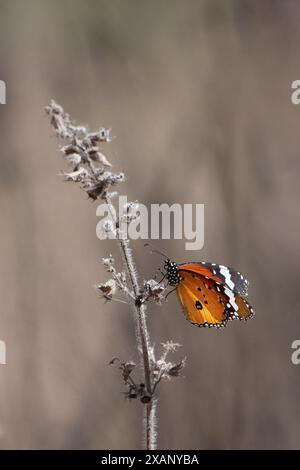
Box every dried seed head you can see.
[121,201,140,223]
[167,358,186,377]
[60,144,79,155]
[46,100,64,115]
[161,341,182,354]
[143,279,166,304]
[109,357,120,365]
[87,181,108,200]
[88,128,112,144]
[45,100,73,138]
[102,171,125,185]
[46,101,124,201]
[66,153,82,167]
[115,271,126,288]
[69,125,88,136]
[107,191,118,199]
[95,279,117,297]
[101,220,116,238]
[96,152,112,167]
[99,127,112,142]
[102,255,115,272]
[63,168,89,182]
[86,172,125,200]
[123,361,136,376]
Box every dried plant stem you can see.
[146,398,157,450]
[46,101,185,451]
[105,194,156,449]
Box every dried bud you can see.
[161,341,182,354]
[106,191,118,199]
[68,124,87,137]
[66,153,82,167]
[87,147,99,158]
[143,279,166,303]
[97,152,112,167]
[100,220,116,238]
[123,361,136,377]
[63,168,89,182]
[99,127,112,142]
[60,144,79,155]
[102,255,115,272]
[109,357,119,365]
[110,358,139,400]
[116,271,126,287]
[45,100,72,138]
[86,172,124,200]
[88,128,112,144]
[151,341,186,390]
[87,181,107,200]
[87,149,112,167]
[121,201,140,223]
[46,100,64,115]
[95,279,117,299]
[102,171,125,186]
[167,358,186,377]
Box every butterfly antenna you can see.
[144,243,169,259]
[157,272,167,285]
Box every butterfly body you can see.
[164,259,255,329]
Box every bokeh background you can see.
[0,0,300,450]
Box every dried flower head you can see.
[45,100,123,201]
[143,279,166,304]
[121,201,140,224]
[102,255,115,272]
[151,341,186,391]
[95,279,117,300]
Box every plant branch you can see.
[104,193,155,446]
[45,100,185,451]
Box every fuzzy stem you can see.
[146,399,157,450]
[104,195,157,449]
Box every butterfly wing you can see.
[228,292,255,321]
[179,262,249,297]
[177,266,255,325]
[176,271,230,328]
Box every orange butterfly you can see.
[164,259,255,329]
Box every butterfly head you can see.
[164,259,182,286]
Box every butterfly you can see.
[163,259,255,329]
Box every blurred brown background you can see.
[0,0,300,450]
